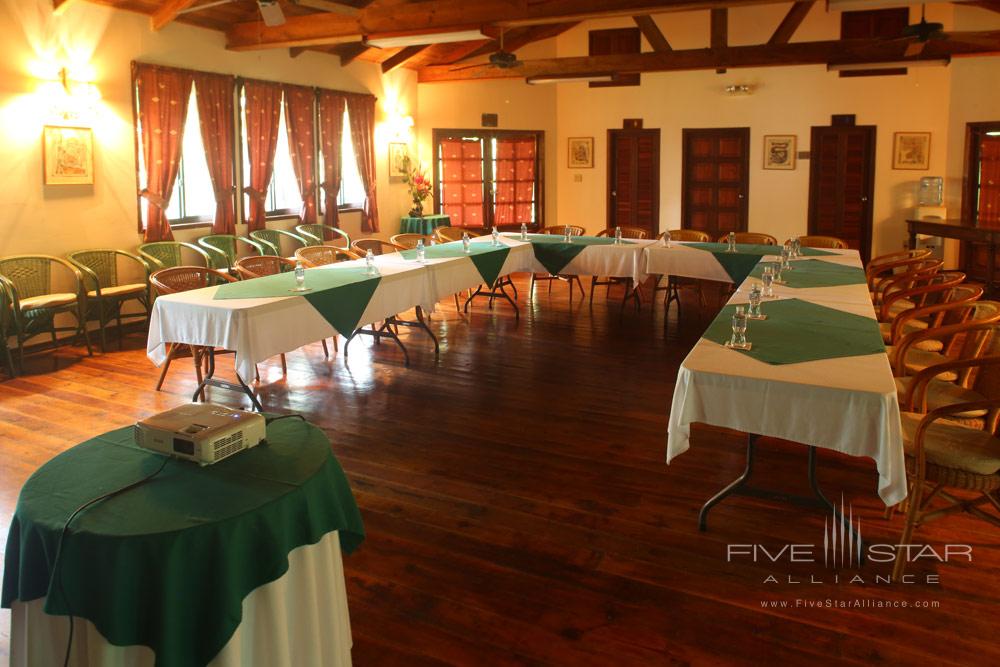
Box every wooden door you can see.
[607,129,660,238]
[808,125,876,263]
[681,128,750,239]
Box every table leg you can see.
[463,277,520,321]
[908,228,917,251]
[192,349,263,412]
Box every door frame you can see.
[807,124,876,263]
[606,128,661,237]
[680,127,750,235]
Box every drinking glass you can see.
[727,232,737,253]
[663,230,671,248]
[728,306,750,349]
[761,265,775,298]
[781,245,793,271]
[748,284,765,319]
[792,237,802,258]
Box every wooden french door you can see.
[607,129,660,238]
[808,125,876,263]
[681,128,750,239]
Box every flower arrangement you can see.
[401,155,432,217]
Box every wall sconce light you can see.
[37,66,101,124]
[389,114,414,142]
[724,84,753,97]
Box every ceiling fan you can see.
[178,0,286,27]
[450,29,523,71]
[890,3,999,58]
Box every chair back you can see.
[249,229,307,256]
[351,239,404,256]
[597,227,647,239]
[235,255,296,279]
[391,233,434,249]
[0,256,66,300]
[67,250,119,291]
[295,224,351,248]
[543,225,585,236]
[138,241,211,270]
[149,266,235,295]
[717,232,778,245]
[661,229,711,242]
[198,235,263,269]
[435,227,481,243]
[796,235,848,249]
[294,246,359,267]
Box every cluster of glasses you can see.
[727,305,751,350]
[726,231,737,253]
[780,243,795,273]
[365,249,379,277]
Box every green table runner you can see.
[749,259,867,289]
[2,419,364,667]
[702,298,885,364]
[686,243,834,285]
[400,241,511,286]
[213,264,381,335]
[524,234,620,275]
[400,214,450,235]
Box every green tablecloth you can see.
[749,259,867,289]
[400,241,511,286]
[702,298,886,364]
[400,214,451,235]
[2,419,364,667]
[685,243,835,285]
[213,264,381,335]
[523,234,619,275]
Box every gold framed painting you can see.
[568,137,594,169]
[763,135,796,170]
[388,142,408,183]
[43,125,94,185]
[893,132,931,170]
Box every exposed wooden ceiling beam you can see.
[52,0,79,14]
[294,0,362,16]
[710,8,727,72]
[968,1,1000,13]
[381,45,430,73]
[226,0,782,51]
[337,43,372,66]
[633,15,672,52]
[418,32,1000,83]
[289,47,307,58]
[451,23,579,64]
[151,0,199,31]
[768,1,815,46]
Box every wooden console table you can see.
[906,218,1000,295]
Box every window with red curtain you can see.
[978,136,1000,227]
[439,138,485,228]
[494,137,537,227]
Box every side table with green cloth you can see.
[2,418,364,667]
[400,214,451,235]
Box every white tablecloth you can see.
[666,250,906,505]
[10,530,352,667]
[517,237,656,284]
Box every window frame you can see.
[432,128,545,231]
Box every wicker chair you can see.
[879,271,966,324]
[351,239,405,256]
[0,282,16,377]
[390,233,435,249]
[249,229,309,257]
[716,232,778,245]
[295,224,351,248]
[197,234,265,270]
[866,248,933,293]
[871,259,943,306]
[435,227,483,243]
[653,230,711,318]
[590,227,648,308]
[795,235,849,249]
[661,229,711,243]
[0,255,92,369]
[294,246,360,267]
[881,281,981,347]
[890,301,1000,381]
[149,266,235,397]
[67,249,151,353]
[138,241,212,270]
[531,226,586,300]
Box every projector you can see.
[134,404,266,465]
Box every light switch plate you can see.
[573,174,583,183]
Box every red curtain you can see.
[193,71,236,235]
[283,84,319,225]
[317,91,346,230]
[134,63,193,242]
[243,79,282,231]
[979,136,1000,227]
[345,94,380,233]
[440,139,484,228]
[494,137,536,227]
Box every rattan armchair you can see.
[197,234,265,270]
[0,255,93,369]
[590,227,649,309]
[716,232,778,245]
[295,224,351,248]
[866,248,933,293]
[890,301,1000,380]
[871,259,943,306]
[351,239,405,256]
[294,246,360,267]
[249,229,309,257]
[138,241,212,270]
[879,271,966,324]
[660,229,711,243]
[0,281,16,377]
[881,283,982,347]
[531,226,586,300]
[390,233,435,249]
[67,249,151,352]
[435,227,483,243]
[795,235,848,249]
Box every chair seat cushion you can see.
[900,412,1000,475]
[87,283,147,299]
[895,377,988,417]
[887,298,915,316]
[886,345,957,382]
[879,319,929,344]
[19,293,77,310]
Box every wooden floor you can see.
[1,277,998,666]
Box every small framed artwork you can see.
[388,142,408,182]
[568,137,594,169]
[763,135,796,170]
[42,125,94,185]
[893,132,931,170]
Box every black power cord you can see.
[264,413,306,426]
[52,455,170,667]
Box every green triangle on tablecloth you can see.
[213,265,382,335]
[749,259,866,288]
[400,241,511,286]
[524,234,619,275]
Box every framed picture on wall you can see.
[762,135,796,170]
[388,142,408,182]
[42,125,94,185]
[893,132,931,170]
[568,137,594,169]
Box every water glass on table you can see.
[761,264,776,298]
[781,244,794,271]
[748,284,766,320]
[792,237,802,258]
[663,230,672,248]
[726,306,751,350]
[727,231,737,253]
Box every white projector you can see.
[134,404,266,465]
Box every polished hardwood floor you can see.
[0,277,998,666]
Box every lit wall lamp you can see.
[38,66,101,124]
[388,113,415,142]
[724,84,753,96]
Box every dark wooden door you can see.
[681,128,750,239]
[808,125,876,263]
[607,129,660,238]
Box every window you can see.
[325,108,366,209]
[433,129,544,230]
[240,89,301,216]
